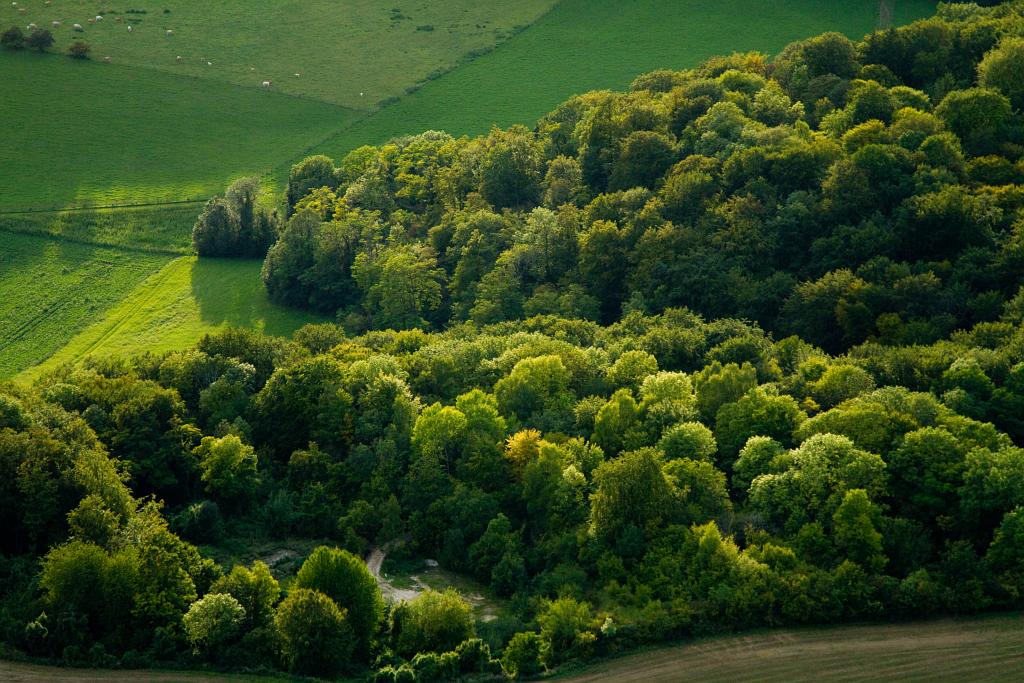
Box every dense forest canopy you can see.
[4,2,1024,681]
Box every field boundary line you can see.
[0,198,208,216]
[0,228,189,257]
[271,0,570,175]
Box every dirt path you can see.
[366,546,420,604]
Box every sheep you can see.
[294,72,301,78]
[73,23,84,31]
[51,20,60,27]
[103,56,111,63]
[87,18,95,25]
[127,25,133,33]
[26,23,36,30]
[176,55,183,63]
[95,15,103,22]
[165,29,174,36]
[206,60,213,66]
[262,80,272,88]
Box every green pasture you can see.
[0,204,198,253]
[0,51,354,211]
[308,0,938,163]
[0,0,557,109]
[23,256,325,380]
[0,232,172,379]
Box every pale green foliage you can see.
[183,593,245,651]
[192,434,258,504]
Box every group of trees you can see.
[3,24,92,59]
[2,25,54,52]
[6,2,1024,680]
[191,177,280,257]
[233,2,1024,354]
[3,296,1023,677]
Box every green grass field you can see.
[21,256,325,380]
[0,204,197,254]
[0,51,354,211]
[0,0,557,109]
[562,614,1024,683]
[307,0,938,163]
[0,233,172,379]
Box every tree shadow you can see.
[190,257,323,338]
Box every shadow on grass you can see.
[190,257,325,338]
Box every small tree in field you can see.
[25,29,54,53]
[68,42,91,60]
[1,26,25,50]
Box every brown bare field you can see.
[558,613,1024,683]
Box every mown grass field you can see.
[561,614,1024,683]
[0,204,197,253]
[307,0,938,163]
[0,52,354,211]
[0,0,557,109]
[21,256,325,380]
[0,233,172,379]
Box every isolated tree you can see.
[1,26,25,50]
[25,29,54,52]
[67,41,91,59]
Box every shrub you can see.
[25,29,54,52]
[1,26,25,50]
[502,631,545,679]
[274,588,355,677]
[68,42,91,59]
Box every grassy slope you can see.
[561,614,1024,683]
[307,0,937,163]
[0,233,172,378]
[21,256,325,380]
[0,0,557,109]
[0,204,197,254]
[0,51,356,210]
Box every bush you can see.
[1,26,25,50]
[182,593,245,654]
[502,631,545,679]
[25,29,54,52]
[274,588,355,678]
[68,42,91,59]
[393,589,475,658]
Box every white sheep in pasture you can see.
[207,60,213,66]
[103,56,111,63]
[26,23,35,30]
[95,15,103,22]
[73,23,83,31]
[51,21,60,27]
[262,80,272,88]
[176,55,183,62]
[127,25,133,33]
[166,29,174,36]
[294,72,301,78]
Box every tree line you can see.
[191,1,1024,355]
[3,1,1024,680]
